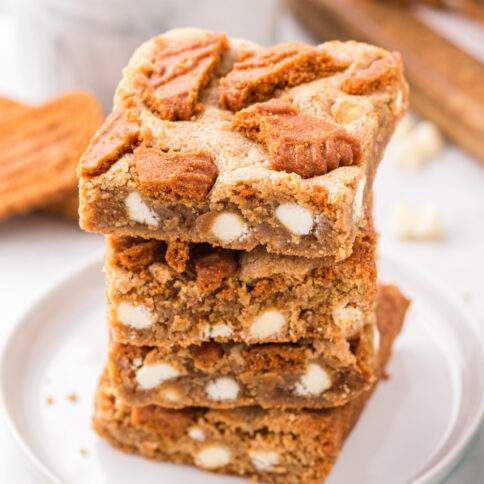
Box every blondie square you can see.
[94,284,409,483]
[79,28,407,259]
[106,225,377,348]
[108,318,376,410]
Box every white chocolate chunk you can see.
[209,323,233,338]
[294,363,332,396]
[390,202,444,240]
[125,191,159,226]
[413,121,444,159]
[249,310,285,339]
[196,445,231,469]
[249,450,280,472]
[211,212,247,242]
[136,363,180,390]
[390,119,444,169]
[206,377,240,401]
[117,302,154,329]
[332,306,364,337]
[373,324,381,355]
[331,97,369,124]
[162,388,181,402]
[188,426,206,441]
[352,177,366,222]
[275,203,314,235]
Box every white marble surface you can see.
[0,6,483,483]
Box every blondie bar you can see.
[94,284,409,483]
[108,319,375,410]
[106,226,376,347]
[79,28,407,259]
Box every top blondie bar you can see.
[79,28,408,258]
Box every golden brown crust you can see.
[234,99,362,178]
[193,248,239,293]
[219,42,350,111]
[79,107,140,177]
[135,147,218,202]
[136,32,228,120]
[341,52,403,95]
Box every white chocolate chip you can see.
[331,97,369,124]
[412,121,444,160]
[209,323,233,338]
[162,388,181,402]
[373,324,381,355]
[352,177,366,222]
[249,450,280,472]
[390,202,444,240]
[211,212,247,242]
[132,357,143,368]
[196,445,231,469]
[206,377,240,401]
[117,302,155,329]
[294,363,332,396]
[249,310,285,339]
[136,363,180,390]
[125,191,159,226]
[332,306,364,337]
[275,203,314,235]
[389,119,444,169]
[188,426,206,441]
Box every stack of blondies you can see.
[78,28,410,483]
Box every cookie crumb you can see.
[80,447,89,457]
[46,396,55,406]
[67,392,79,403]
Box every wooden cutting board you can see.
[286,0,484,163]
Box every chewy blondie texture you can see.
[106,225,377,347]
[108,319,375,410]
[0,92,102,220]
[94,284,409,483]
[79,28,407,259]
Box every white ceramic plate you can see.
[1,252,483,484]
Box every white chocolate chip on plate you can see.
[249,450,280,472]
[206,377,240,401]
[136,362,180,390]
[275,203,314,235]
[249,310,285,339]
[196,445,231,469]
[390,202,444,240]
[294,363,332,396]
[211,212,247,242]
[116,302,154,329]
[125,191,159,226]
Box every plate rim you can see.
[1,249,483,484]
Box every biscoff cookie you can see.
[79,28,408,259]
[0,91,103,220]
[94,284,409,483]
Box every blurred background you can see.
[0,1,483,482]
